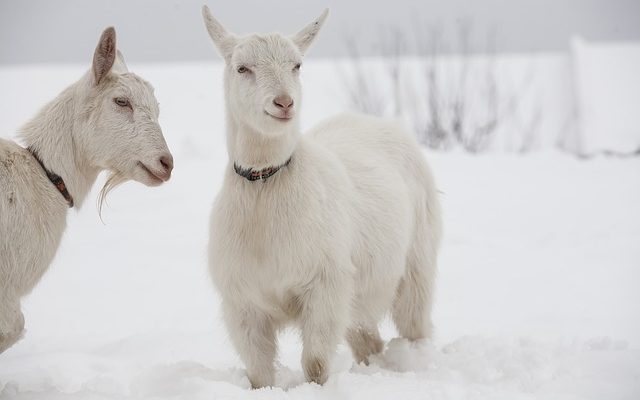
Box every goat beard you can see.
[97,171,127,221]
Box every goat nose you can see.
[273,94,294,110]
[159,153,174,175]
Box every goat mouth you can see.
[265,111,293,121]
[137,162,165,184]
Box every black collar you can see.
[28,147,74,208]
[233,157,291,181]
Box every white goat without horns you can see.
[202,6,442,388]
[0,27,173,353]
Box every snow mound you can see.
[2,336,638,399]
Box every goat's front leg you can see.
[222,300,278,389]
[0,297,25,354]
[299,264,352,385]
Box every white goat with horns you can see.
[0,27,173,353]
[202,6,442,388]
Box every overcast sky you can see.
[1,0,639,64]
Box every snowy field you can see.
[1,61,639,399]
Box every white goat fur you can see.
[0,28,173,353]
[203,7,442,388]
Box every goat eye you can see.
[114,97,130,107]
[237,66,249,74]
[293,63,301,71]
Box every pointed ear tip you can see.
[202,5,211,17]
[100,27,116,46]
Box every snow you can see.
[1,60,640,399]
[571,37,640,154]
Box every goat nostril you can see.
[274,95,294,110]
[160,154,174,172]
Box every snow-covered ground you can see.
[1,61,639,399]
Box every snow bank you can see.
[569,38,640,155]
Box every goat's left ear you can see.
[291,8,329,54]
[92,27,117,85]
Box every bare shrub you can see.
[340,20,541,153]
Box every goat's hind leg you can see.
[0,298,25,354]
[391,236,437,341]
[346,291,387,365]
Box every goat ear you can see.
[112,49,129,73]
[291,8,329,54]
[92,27,117,85]
[202,5,237,61]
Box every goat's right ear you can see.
[202,5,236,61]
[112,50,129,74]
[92,27,117,85]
